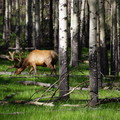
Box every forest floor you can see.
[0,56,120,120]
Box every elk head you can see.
[7,51,24,69]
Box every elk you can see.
[7,51,24,70]
[15,50,58,75]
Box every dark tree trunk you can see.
[53,0,59,53]
[110,0,118,76]
[97,3,103,88]
[35,0,40,49]
[25,0,32,47]
[99,0,109,76]
[49,0,53,47]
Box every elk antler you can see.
[6,51,24,70]
[8,51,15,61]
[18,52,23,62]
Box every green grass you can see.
[0,103,120,120]
[0,51,120,120]
[0,74,120,120]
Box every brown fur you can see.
[15,50,58,75]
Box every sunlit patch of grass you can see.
[69,63,89,76]
[99,89,120,99]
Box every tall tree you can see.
[84,0,89,47]
[32,0,36,48]
[70,0,79,67]
[99,0,108,76]
[49,0,54,47]
[88,0,98,107]
[3,0,10,47]
[53,0,59,52]
[79,0,86,58]
[35,0,40,49]
[59,0,69,100]
[15,0,20,52]
[117,0,120,71]
[110,0,118,76]
[25,0,32,47]
[97,0,102,88]
[8,0,12,35]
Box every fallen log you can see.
[0,100,54,106]
[0,54,9,59]
[18,80,120,88]
[26,101,54,106]
[18,81,58,88]
[0,97,120,107]
[99,97,120,104]
[18,81,90,91]
[102,82,120,87]
[0,100,81,107]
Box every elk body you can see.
[15,50,58,75]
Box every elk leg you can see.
[46,63,56,75]
[29,67,34,74]
[32,64,37,74]
[53,65,57,75]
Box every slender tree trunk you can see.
[79,0,86,59]
[25,0,32,47]
[8,0,12,37]
[39,0,44,47]
[110,0,118,76]
[59,0,69,100]
[35,0,40,49]
[49,0,53,47]
[40,0,44,47]
[15,0,20,52]
[99,0,109,76]
[117,0,120,71]
[88,0,98,107]
[97,0,103,88]
[70,0,79,67]
[3,0,10,47]
[2,0,5,41]
[32,0,36,49]
[53,0,59,53]
[84,0,89,48]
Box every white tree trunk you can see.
[70,0,79,67]
[59,0,69,100]
[3,0,10,45]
